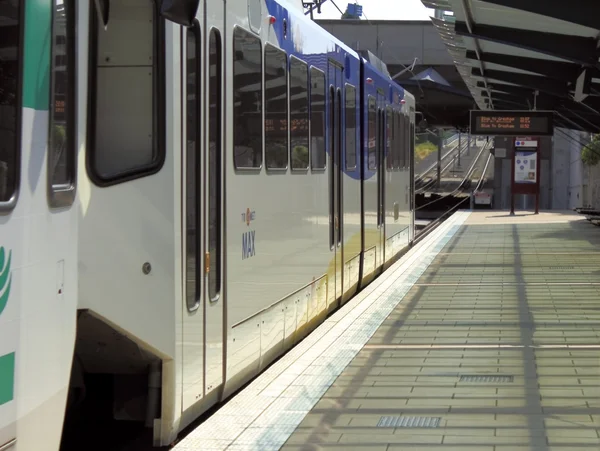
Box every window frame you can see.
[48,0,77,207]
[385,105,393,171]
[232,26,263,171]
[367,96,377,171]
[289,55,309,172]
[264,43,288,171]
[207,27,222,302]
[395,110,402,170]
[0,0,25,211]
[403,114,410,169]
[344,83,357,171]
[85,2,166,187]
[185,20,201,312]
[309,66,326,171]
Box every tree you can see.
[581,134,600,166]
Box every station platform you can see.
[174,211,600,451]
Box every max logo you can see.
[242,208,255,226]
[0,247,12,316]
[242,208,256,260]
[242,230,255,260]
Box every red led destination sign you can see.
[470,110,553,136]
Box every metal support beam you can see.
[471,67,568,98]
[455,21,599,67]
[464,50,582,82]
[459,0,493,108]
[484,92,529,107]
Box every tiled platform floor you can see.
[174,211,600,451]
[283,211,600,450]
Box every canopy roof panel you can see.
[422,0,600,132]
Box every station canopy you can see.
[422,0,600,133]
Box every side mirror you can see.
[159,0,201,27]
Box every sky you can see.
[314,0,434,21]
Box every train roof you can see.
[274,0,361,60]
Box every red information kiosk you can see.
[510,137,540,215]
[469,110,553,215]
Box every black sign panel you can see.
[470,110,553,136]
[246,112,320,136]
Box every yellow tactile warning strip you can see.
[282,211,600,451]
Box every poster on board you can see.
[514,150,537,183]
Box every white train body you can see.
[0,0,415,449]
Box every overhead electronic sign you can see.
[470,110,553,136]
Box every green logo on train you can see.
[0,247,12,316]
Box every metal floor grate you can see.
[377,416,441,428]
[459,374,514,383]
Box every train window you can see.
[367,97,376,170]
[397,113,403,169]
[233,27,262,169]
[185,23,201,311]
[396,112,402,169]
[208,28,222,301]
[264,44,288,170]
[404,115,410,169]
[385,106,394,171]
[290,57,309,171]
[344,84,356,170]
[0,0,22,206]
[88,0,165,185]
[48,0,76,206]
[393,111,401,170]
[410,120,415,170]
[310,68,326,170]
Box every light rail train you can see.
[0,0,415,448]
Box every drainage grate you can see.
[459,374,514,383]
[549,266,575,270]
[377,416,441,428]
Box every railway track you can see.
[413,141,492,244]
[415,138,474,193]
[416,138,483,194]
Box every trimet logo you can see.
[0,246,12,316]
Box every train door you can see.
[409,109,415,240]
[203,9,224,401]
[181,5,225,411]
[328,59,343,306]
[376,96,386,266]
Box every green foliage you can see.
[415,141,437,161]
[292,145,309,169]
[581,134,600,167]
[53,124,66,146]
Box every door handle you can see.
[334,216,339,230]
[204,252,210,274]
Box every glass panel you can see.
[0,0,21,203]
[385,107,394,171]
[185,25,200,311]
[404,115,410,168]
[208,29,222,300]
[310,68,326,170]
[49,0,75,192]
[92,0,161,180]
[367,97,376,170]
[290,57,309,170]
[345,85,356,170]
[233,27,262,169]
[264,44,288,169]
[394,111,401,169]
